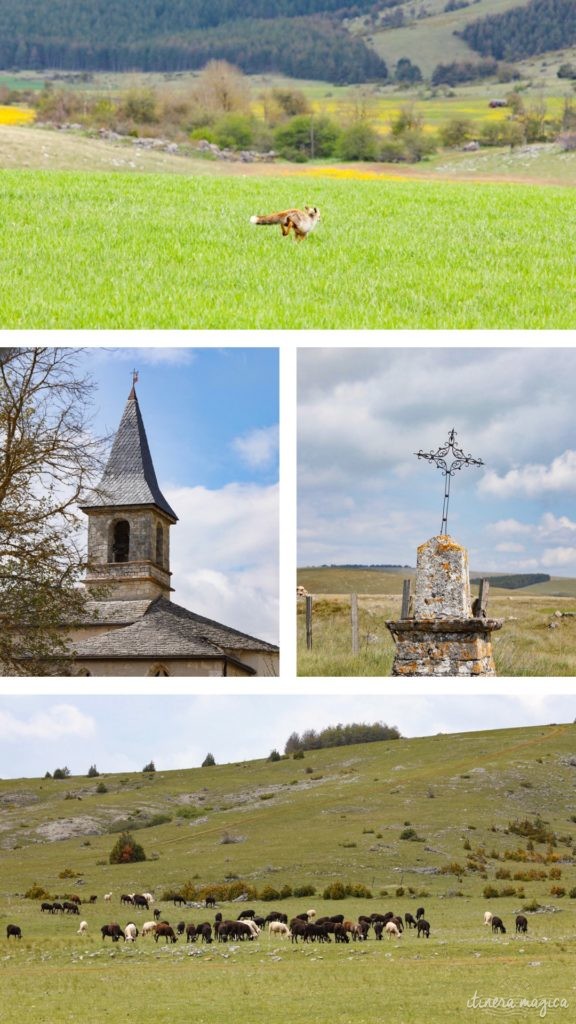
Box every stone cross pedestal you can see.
[386,535,503,676]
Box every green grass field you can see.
[1,723,576,1023]
[0,168,574,327]
[297,570,576,676]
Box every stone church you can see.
[65,383,279,677]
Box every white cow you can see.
[484,911,493,926]
[77,920,88,934]
[124,923,138,942]
[142,921,157,937]
[104,892,112,902]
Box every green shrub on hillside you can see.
[109,831,146,864]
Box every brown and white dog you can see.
[250,206,320,241]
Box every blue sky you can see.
[0,695,573,779]
[72,345,279,642]
[298,347,576,575]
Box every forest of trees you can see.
[459,0,576,62]
[470,573,551,589]
[0,0,387,83]
[284,721,401,753]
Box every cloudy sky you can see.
[74,345,279,642]
[298,346,576,574]
[0,694,573,779]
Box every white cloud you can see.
[490,519,534,536]
[232,424,279,469]
[0,704,95,743]
[166,482,278,643]
[495,542,525,553]
[542,546,576,567]
[479,450,576,498]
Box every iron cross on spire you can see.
[132,369,139,387]
[415,428,484,536]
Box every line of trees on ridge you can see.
[284,721,401,753]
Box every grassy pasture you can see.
[296,570,576,676]
[2,723,576,1022]
[0,168,574,328]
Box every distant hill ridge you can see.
[0,0,386,82]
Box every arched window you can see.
[156,523,164,565]
[148,663,170,677]
[112,520,130,563]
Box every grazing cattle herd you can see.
[4,891,537,949]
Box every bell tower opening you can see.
[112,520,130,563]
[156,523,164,566]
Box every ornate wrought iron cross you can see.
[415,428,484,535]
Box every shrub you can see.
[212,113,254,151]
[323,881,348,900]
[440,118,474,148]
[274,115,341,161]
[259,885,281,901]
[293,884,316,898]
[202,753,216,767]
[142,761,155,773]
[400,827,418,840]
[483,885,499,899]
[569,887,576,898]
[550,886,566,897]
[53,767,71,779]
[268,749,282,762]
[337,122,380,161]
[96,781,108,794]
[59,868,81,878]
[109,831,146,864]
[24,883,51,900]
[176,806,203,820]
[87,764,100,778]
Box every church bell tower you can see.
[80,378,178,602]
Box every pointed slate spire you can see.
[82,386,178,522]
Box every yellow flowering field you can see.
[0,105,35,125]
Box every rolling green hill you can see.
[2,722,576,1023]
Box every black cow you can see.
[176,921,186,935]
[63,901,80,914]
[405,913,417,929]
[7,924,22,939]
[52,902,63,913]
[238,909,256,920]
[101,923,124,942]
[41,902,53,913]
[198,922,213,943]
[186,923,198,943]
[491,916,506,934]
[120,894,133,906]
[88,895,98,904]
[416,907,425,921]
[153,908,161,921]
[205,896,216,908]
[172,894,186,907]
[417,919,431,938]
[132,895,149,911]
[515,915,528,934]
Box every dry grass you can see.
[297,590,576,676]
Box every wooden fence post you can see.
[351,593,359,654]
[474,578,490,617]
[306,595,313,650]
[401,579,411,619]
